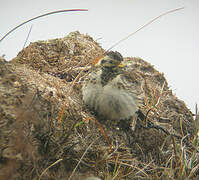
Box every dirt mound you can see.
[0,32,198,179]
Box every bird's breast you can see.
[82,79,138,121]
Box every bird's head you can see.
[94,51,125,69]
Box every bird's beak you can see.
[117,62,125,68]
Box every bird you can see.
[82,51,142,124]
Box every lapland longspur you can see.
[82,51,142,123]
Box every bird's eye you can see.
[101,59,106,64]
[109,60,114,64]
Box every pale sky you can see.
[1,0,199,113]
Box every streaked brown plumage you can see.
[82,51,141,121]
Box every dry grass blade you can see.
[23,25,33,49]
[39,159,63,180]
[92,118,112,151]
[91,7,184,66]
[195,104,199,132]
[107,7,184,51]
[116,161,149,178]
[68,138,98,180]
[188,164,199,178]
[154,81,165,107]
[0,9,88,42]
[58,69,85,123]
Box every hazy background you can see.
[1,0,199,112]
